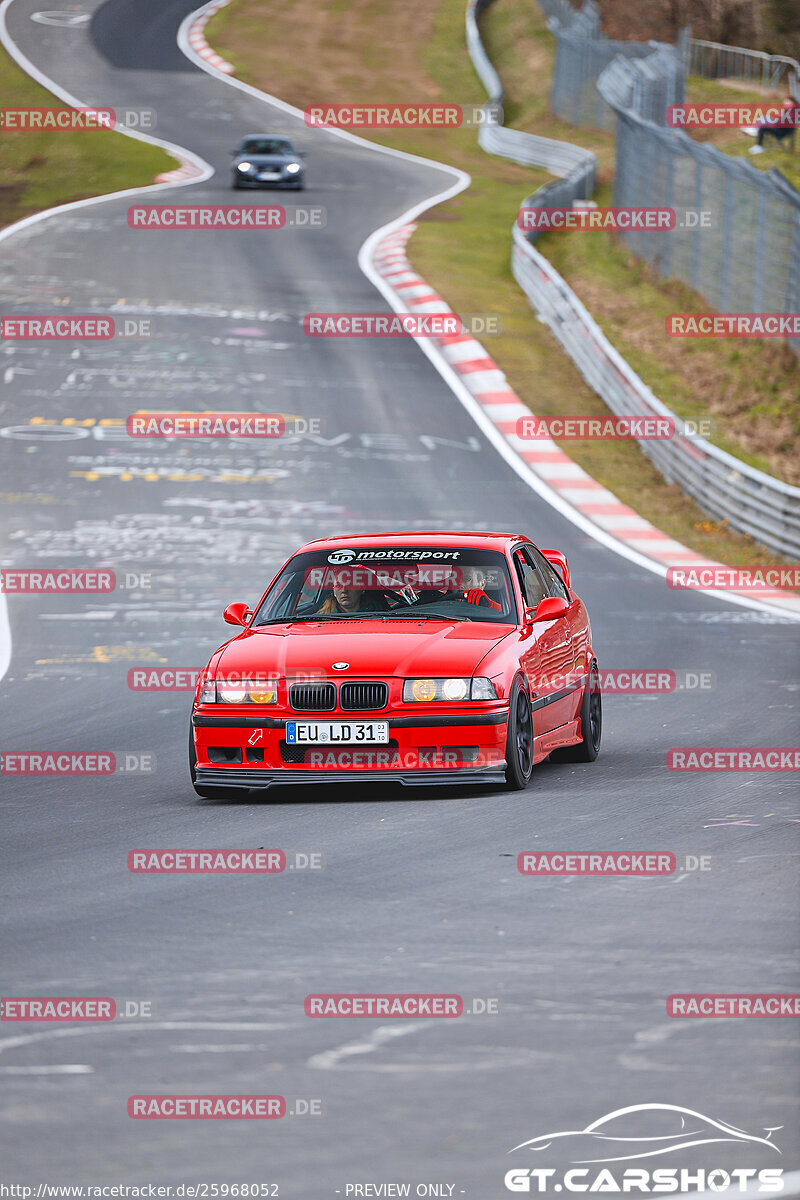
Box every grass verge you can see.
[0,43,177,231]
[207,0,796,566]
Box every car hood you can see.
[235,154,296,167]
[216,619,511,679]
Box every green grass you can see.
[0,43,176,230]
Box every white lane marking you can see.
[30,12,91,26]
[308,1021,429,1070]
[0,1020,290,1059]
[0,1063,93,1073]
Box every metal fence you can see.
[540,0,800,360]
[689,39,800,99]
[464,0,800,557]
[597,51,800,360]
[541,0,684,130]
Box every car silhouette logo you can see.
[332,662,349,671]
[508,1103,783,1163]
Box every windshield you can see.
[241,138,294,155]
[253,547,518,624]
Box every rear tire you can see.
[504,678,534,790]
[189,723,246,799]
[551,659,602,763]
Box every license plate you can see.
[286,721,389,744]
[258,171,280,180]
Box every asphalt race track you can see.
[1,0,798,1190]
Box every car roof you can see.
[241,133,294,142]
[295,531,532,553]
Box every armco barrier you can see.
[466,0,800,557]
[466,0,595,196]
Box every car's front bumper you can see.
[192,707,509,784]
[234,174,304,187]
[194,765,507,790]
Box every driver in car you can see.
[315,569,389,614]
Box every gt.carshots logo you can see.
[504,1104,784,1193]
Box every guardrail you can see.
[465,0,800,558]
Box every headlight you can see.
[236,161,253,172]
[408,678,437,702]
[217,679,279,704]
[403,677,497,702]
[198,678,216,704]
[442,677,468,701]
[471,677,498,700]
[284,162,302,174]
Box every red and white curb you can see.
[372,223,800,619]
[185,0,234,74]
[154,160,207,184]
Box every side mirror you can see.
[530,595,569,623]
[223,601,251,626]
[298,149,308,157]
[541,548,570,591]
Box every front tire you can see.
[504,678,534,789]
[551,659,602,763]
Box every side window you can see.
[513,550,548,610]
[525,545,570,601]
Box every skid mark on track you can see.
[308,1021,428,1070]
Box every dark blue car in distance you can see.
[231,134,306,190]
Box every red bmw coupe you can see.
[190,532,601,796]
